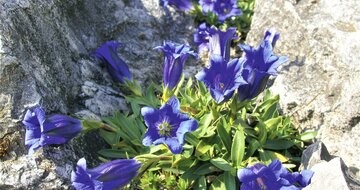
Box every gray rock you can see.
[246,0,360,179]
[304,157,350,190]
[300,141,332,170]
[300,141,360,189]
[0,0,194,188]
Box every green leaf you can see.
[216,120,231,152]
[299,131,317,141]
[130,102,140,116]
[174,74,185,96]
[97,149,134,159]
[264,117,282,132]
[261,100,278,120]
[181,164,200,182]
[209,174,225,190]
[145,82,160,106]
[195,140,212,160]
[231,129,245,168]
[185,77,193,89]
[185,133,200,147]
[194,176,207,190]
[256,121,267,145]
[194,162,217,175]
[99,129,120,145]
[263,139,295,150]
[210,158,234,172]
[224,171,236,190]
[81,120,117,132]
[259,149,289,164]
[244,138,261,159]
[198,81,208,95]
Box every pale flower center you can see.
[158,121,172,136]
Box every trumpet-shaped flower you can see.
[160,0,193,11]
[237,160,314,190]
[238,29,288,101]
[71,158,141,190]
[93,41,132,83]
[155,42,197,90]
[194,24,237,62]
[22,107,82,155]
[196,55,247,103]
[141,96,198,154]
[199,0,242,23]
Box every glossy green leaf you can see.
[217,121,231,152]
[210,158,234,172]
[263,139,295,150]
[224,171,236,190]
[256,121,267,145]
[231,129,245,168]
[299,131,317,141]
[259,149,289,164]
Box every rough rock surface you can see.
[246,0,360,179]
[0,0,194,188]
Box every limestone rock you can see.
[300,141,332,170]
[0,0,194,188]
[246,0,360,178]
[300,141,360,189]
[304,157,350,190]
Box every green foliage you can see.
[191,0,255,40]
[79,2,316,188]
[82,76,316,189]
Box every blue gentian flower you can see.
[141,96,198,154]
[194,24,238,62]
[237,160,314,190]
[194,23,211,53]
[71,158,141,190]
[22,107,82,155]
[160,0,193,11]
[238,29,288,101]
[199,0,242,23]
[199,0,214,13]
[155,42,197,90]
[196,55,247,103]
[93,41,132,84]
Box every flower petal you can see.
[165,137,183,154]
[237,168,258,183]
[71,158,94,190]
[176,119,198,144]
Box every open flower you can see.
[196,55,247,103]
[237,160,314,190]
[93,41,132,84]
[160,0,193,11]
[22,106,82,155]
[238,29,288,101]
[71,158,141,190]
[141,96,198,154]
[199,0,242,23]
[155,42,197,91]
[194,24,237,62]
